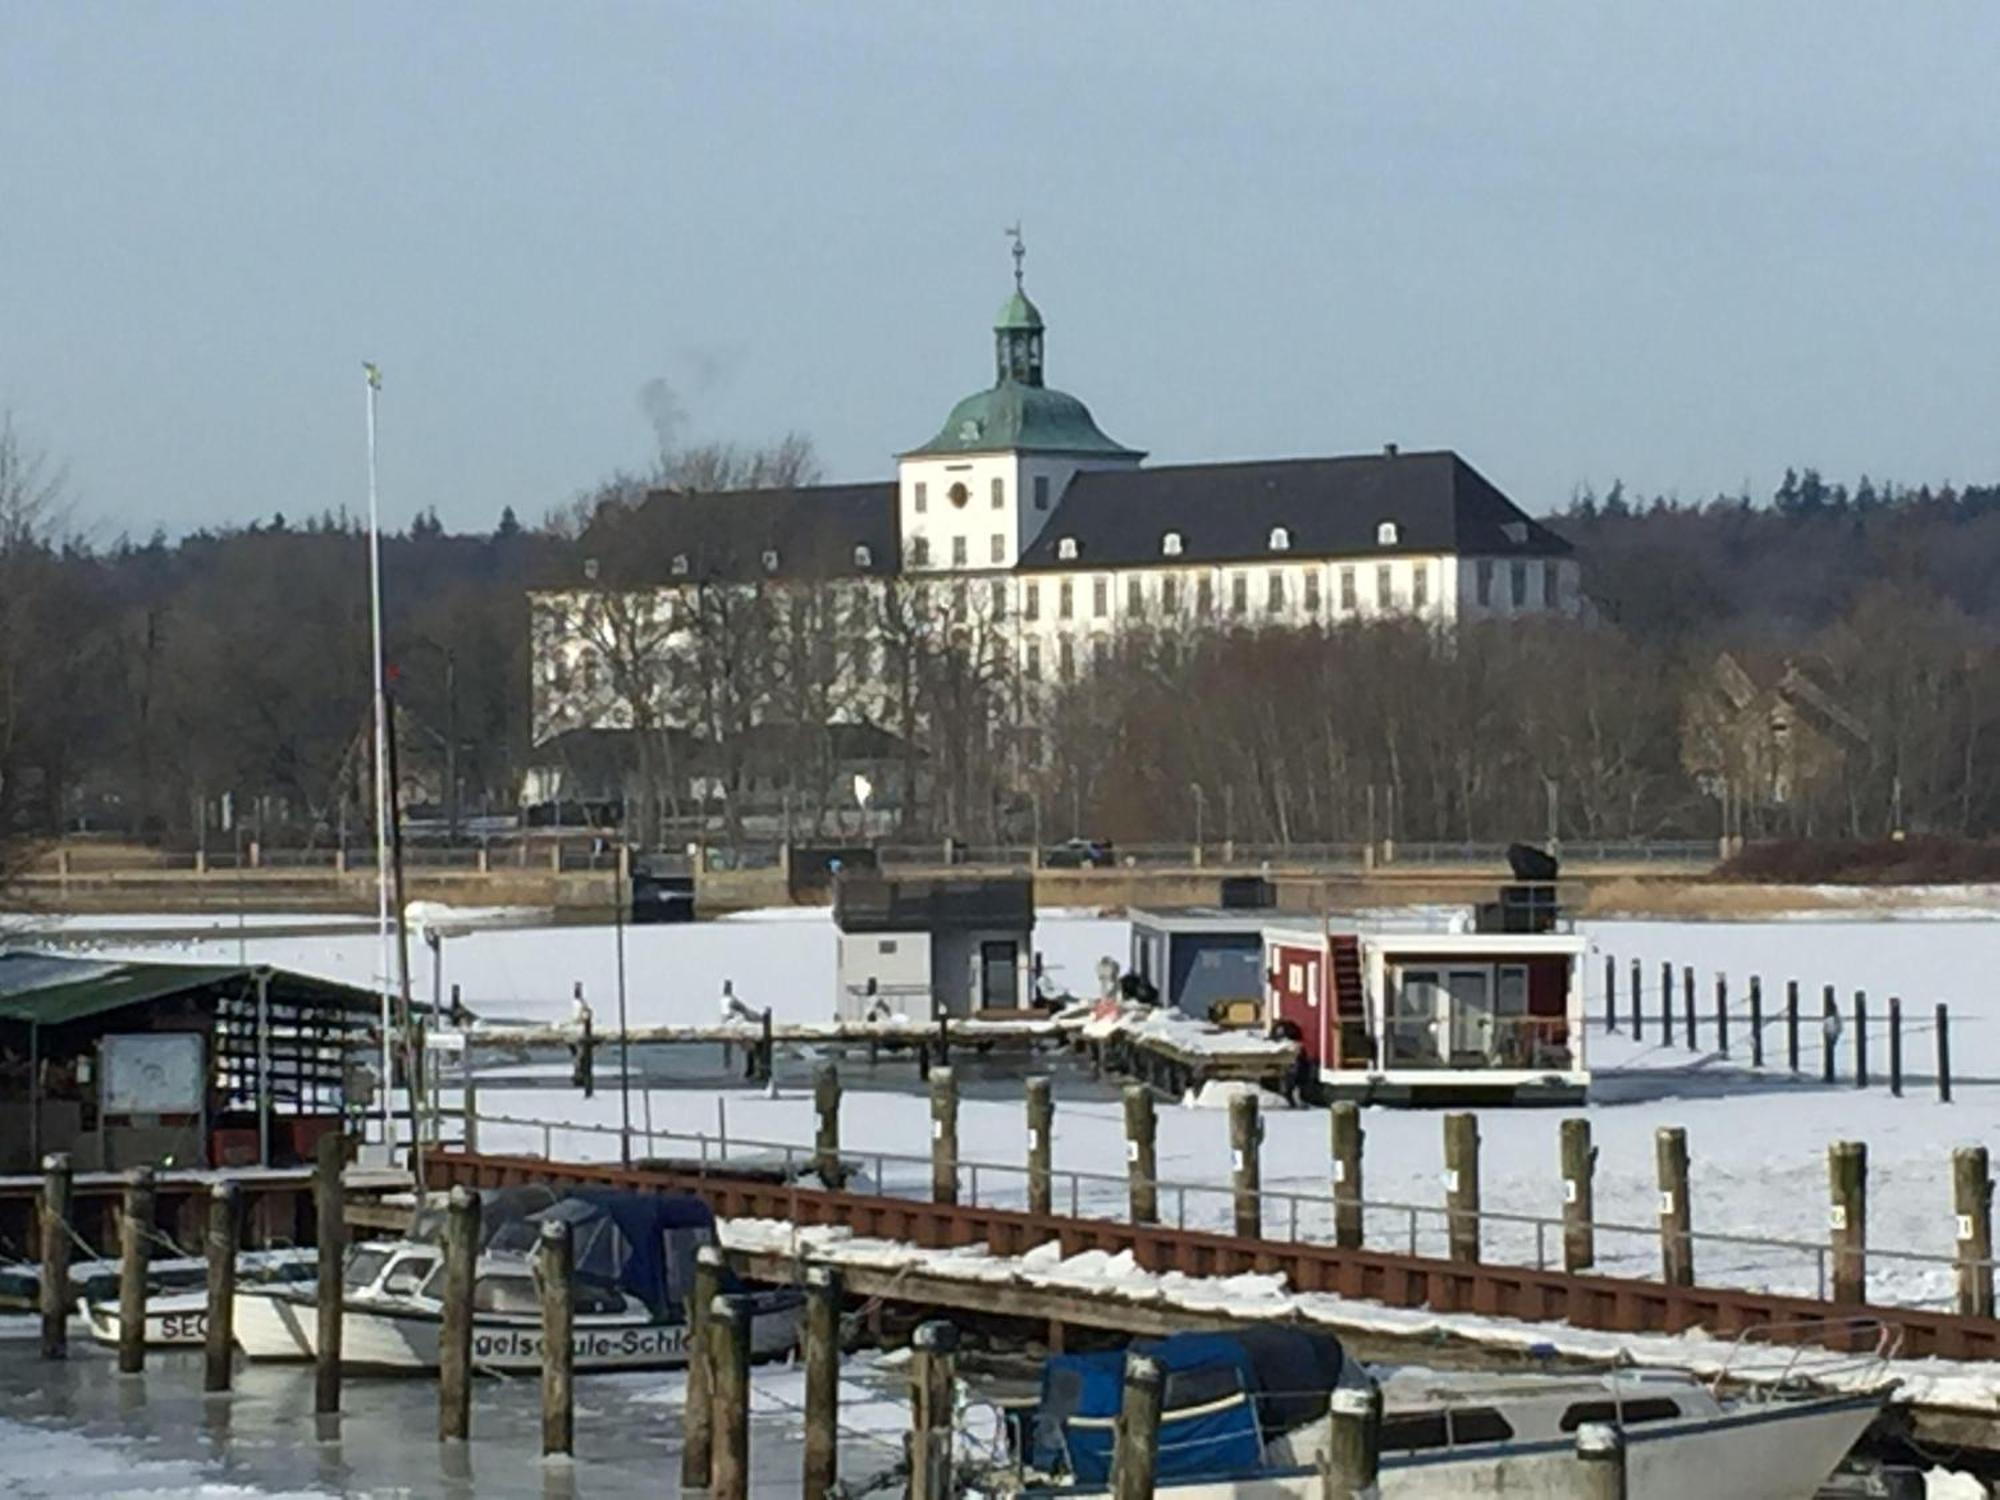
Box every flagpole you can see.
[364,363,395,1157]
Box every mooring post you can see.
[1854,990,1869,1088]
[1561,1117,1596,1273]
[313,1130,345,1416]
[38,1152,72,1360]
[1682,965,1696,1051]
[1714,973,1728,1057]
[710,1295,752,1500]
[930,1066,959,1206]
[803,1265,840,1500]
[1444,1112,1481,1264]
[1888,997,1904,1097]
[1656,1126,1693,1287]
[203,1181,238,1394]
[1322,1383,1383,1496]
[439,1184,480,1441]
[936,1010,950,1068]
[536,1218,574,1457]
[1786,980,1800,1074]
[1749,976,1763,1069]
[1026,1076,1054,1216]
[1604,954,1616,1034]
[1937,1003,1953,1104]
[1630,958,1643,1041]
[1230,1092,1263,1240]
[1111,1352,1162,1500]
[909,1320,958,1500]
[1829,1140,1867,1304]
[1954,1146,1994,1318]
[117,1165,156,1375]
[1331,1100,1364,1249]
[759,1007,775,1084]
[1660,960,1673,1046]
[813,1060,843,1188]
[1575,1422,1628,1500]
[1123,1084,1159,1225]
[575,983,595,1098]
[1822,986,1838,1085]
[681,1246,724,1490]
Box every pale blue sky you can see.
[4,2,1998,535]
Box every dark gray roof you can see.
[583,482,900,585]
[1016,451,1568,571]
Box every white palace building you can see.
[529,258,1578,765]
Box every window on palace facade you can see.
[990,533,1005,565]
[1092,576,1108,618]
[1057,536,1078,560]
[1412,563,1428,611]
[914,482,927,514]
[991,477,1005,509]
[1477,559,1494,607]
[1340,566,1356,611]
[1162,574,1180,613]
[990,578,1007,617]
[1127,574,1144,615]
[1059,578,1074,619]
[1268,526,1290,552]
[1091,636,1107,670]
[911,537,930,566]
[1197,574,1214,614]
[1543,560,1559,607]
[1025,640,1041,680]
[1303,570,1321,613]
[1034,475,1050,510]
[1024,580,1040,620]
[951,535,967,567]
[1511,561,1527,607]
[1058,636,1075,682]
[1267,570,1285,611]
[1377,563,1394,609]
[1230,572,1248,615]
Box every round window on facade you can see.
[948,482,971,509]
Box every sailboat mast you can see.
[364,362,395,1156]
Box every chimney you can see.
[1383,442,1399,458]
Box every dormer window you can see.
[1376,521,1399,547]
[853,544,873,569]
[1162,531,1184,557]
[1268,526,1291,552]
[1057,536,1078,561]
[761,548,780,573]
[583,557,600,581]
[1502,521,1528,546]
[670,554,689,577]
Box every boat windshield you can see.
[343,1246,392,1293]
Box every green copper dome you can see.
[905,381,1139,458]
[996,288,1043,330]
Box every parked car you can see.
[1044,838,1116,869]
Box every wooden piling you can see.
[1630,958,1643,1041]
[803,1265,840,1500]
[38,1153,72,1360]
[1749,976,1763,1069]
[1330,1101,1364,1249]
[1829,1140,1867,1305]
[1604,954,1616,1033]
[1854,991,1868,1088]
[1888,997,1903,1097]
[1561,1118,1596,1272]
[1682,966,1696,1051]
[813,1061,843,1188]
[1787,980,1800,1073]
[313,1130,345,1416]
[438,1184,480,1442]
[1575,1422,1628,1500]
[1123,1084,1159,1225]
[1444,1112,1481,1264]
[1714,974,1728,1056]
[1660,960,1674,1046]
[1111,1352,1162,1500]
[117,1166,155,1375]
[930,1066,959,1206]
[710,1295,752,1500]
[1821,986,1837,1085]
[1026,1077,1054,1217]
[1230,1092,1262,1241]
[537,1218,574,1457]
[909,1320,958,1500]
[759,1007,775,1084]
[1322,1384,1383,1495]
[1937,1003,1953,1104]
[1656,1126,1693,1287]
[1955,1146,1993,1319]
[203,1181,238,1393]
[680,1246,724,1490]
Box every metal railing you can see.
[459,1110,1991,1312]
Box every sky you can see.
[4,2,1998,539]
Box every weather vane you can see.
[1004,222,1026,290]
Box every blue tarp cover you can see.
[1035,1333,1264,1484]
[481,1187,717,1316]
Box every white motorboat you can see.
[1015,1328,1893,1500]
[235,1186,800,1374]
[77,1249,318,1348]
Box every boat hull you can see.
[233,1286,801,1374]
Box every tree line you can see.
[4,414,1999,856]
